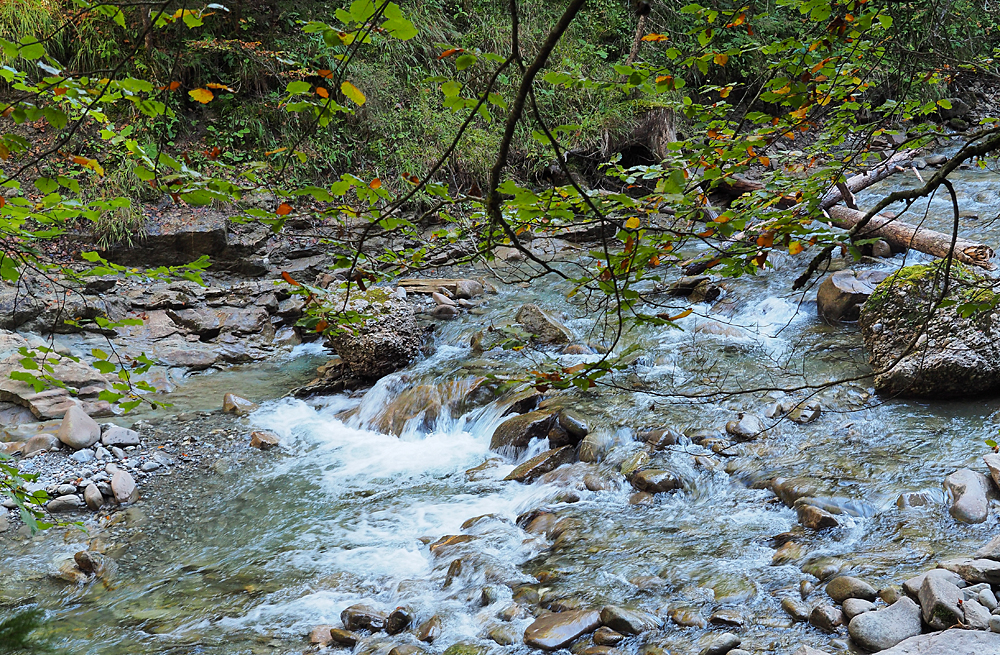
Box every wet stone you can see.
[826,575,877,603]
[781,597,812,622]
[222,393,258,416]
[504,446,575,483]
[389,646,423,655]
[667,607,706,628]
[809,604,843,632]
[442,641,485,655]
[630,469,680,494]
[698,632,740,655]
[385,607,412,635]
[599,606,662,634]
[725,413,765,440]
[592,627,624,646]
[487,625,519,646]
[309,625,333,645]
[797,503,839,530]
[523,610,602,651]
[341,604,387,632]
[708,609,743,626]
[249,430,279,450]
[945,468,991,523]
[330,628,359,647]
[417,615,442,643]
[974,534,1000,561]
[101,426,140,447]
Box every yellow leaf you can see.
[713,53,729,66]
[789,241,804,255]
[188,88,214,104]
[719,86,732,98]
[625,216,640,229]
[641,33,670,42]
[341,81,366,106]
[205,82,233,91]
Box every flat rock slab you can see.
[818,269,890,322]
[876,628,1000,654]
[848,597,922,652]
[524,610,601,650]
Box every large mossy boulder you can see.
[325,290,422,380]
[859,261,1000,397]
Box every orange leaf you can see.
[280,272,300,286]
[698,228,716,238]
[753,252,768,268]
[727,13,746,27]
[756,231,775,248]
[205,83,233,91]
[437,48,462,59]
[658,308,693,321]
[188,88,214,104]
[719,86,732,98]
[369,178,382,189]
[318,69,333,79]
[276,202,293,216]
[316,86,329,98]
[788,241,804,255]
[713,53,729,66]
[315,320,329,333]
[53,87,66,96]
[641,33,670,42]
[759,156,771,167]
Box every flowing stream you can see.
[2,157,1000,654]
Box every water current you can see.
[2,156,1000,654]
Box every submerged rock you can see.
[249,430,279,450]
[725,413,766,440]
[515,304,573,344]
[859,261,1000,397]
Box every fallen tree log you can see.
[825,205,996,269]
[683,149,999,274]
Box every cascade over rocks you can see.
[859,261,1000,397]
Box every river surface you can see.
[2,156,1000,654]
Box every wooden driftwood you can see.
[825,205,996,269]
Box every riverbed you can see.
[2,156,1000,655]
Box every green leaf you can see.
[455,54,477,71]
[93,360,116,374]
[34,178,58,194]
[937,98,952,109]
[18,38,44,60]
[286,80,311,95]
